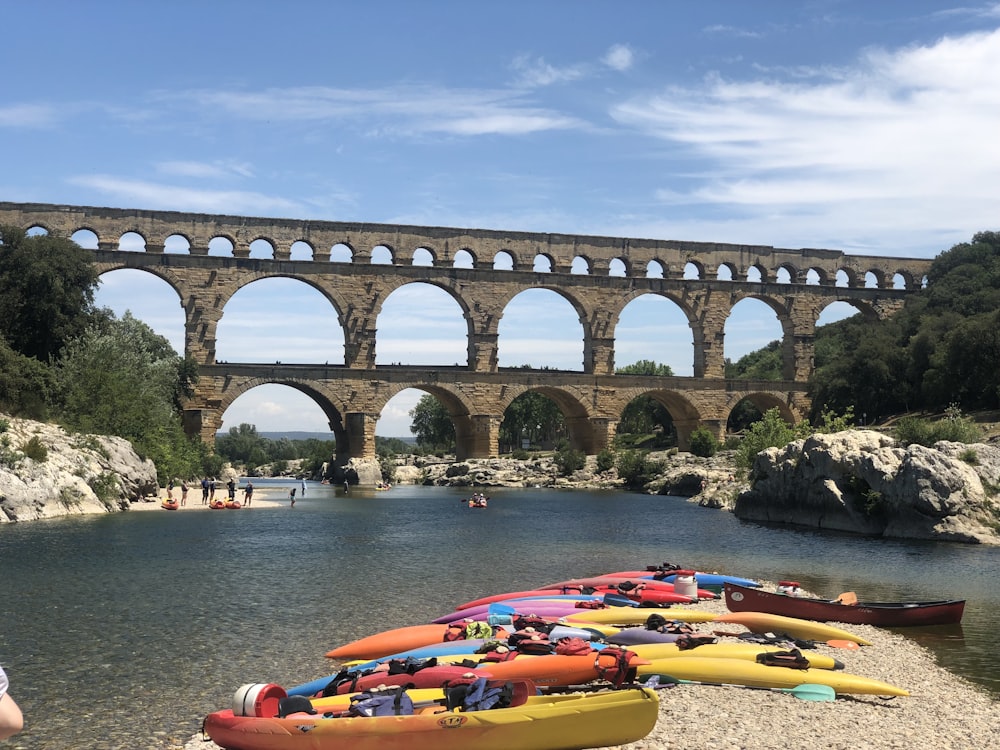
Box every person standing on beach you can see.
[201,477,209,505]
[243,481,253,506]
[208,478,216,502]
[227,478,236,504]
[301,479,306,496]
[0,664,24,740]
[180,480,188,507]
[289,487,296,506]
[166,479,175,501]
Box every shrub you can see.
[88,472,121,510]
[595,448,615,473]
[616,450,664,490]
[20,435,47,462]
[688,427,718,457]
[553,448,586,476]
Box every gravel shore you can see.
[172,581,998,750]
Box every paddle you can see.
[712,630,860,650]
[603,593,639,607]
[836,592,858,606]
[643,674,836,702]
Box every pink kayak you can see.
[540,577,717,601]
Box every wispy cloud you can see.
[166,85,585,137]
[0,103,58,127]
[67,175,305,216]
[602,44,635,72]
[609,27,1000,254]
[156,160,255,179]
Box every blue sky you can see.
[4,1,1000,437]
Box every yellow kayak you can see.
[561,607,717,626]
[627,642,843,671]
[715,611,873,646]
[637,656,908,696]
[207,683,660,750]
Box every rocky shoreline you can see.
[171,586,998,750]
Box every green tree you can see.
[725,341,783,380]
[615,361,674,443]
[215,423,272,467]
[0,226,101,362]
[54,312,208,482]
[688,426,718,457]
[409,395,455,451]
[499,391,566,450]
[0,335,55,419]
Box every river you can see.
[1,482,997,749]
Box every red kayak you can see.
[465,648,648,687]
[540,577,717,601]
[325,664,487,695]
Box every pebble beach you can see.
[167,556,998,750]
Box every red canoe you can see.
[723,582,965,627]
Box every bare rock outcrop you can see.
[0,416,159,523]
[735,430,1000,544]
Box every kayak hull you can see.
[206,686,660,750]
[723,583,965,627]
[627,641,843,671]
[561,607,717,626]
[714,611,873,646]
[638,656,907,696]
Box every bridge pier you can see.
[345,412,379,460]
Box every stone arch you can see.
[412,247,435,266]
[118,231,147,252]
[71,228,99,249]
[609,257,629,277]
[496,286,588,371]
[208,236,235,257]
[371,244,394,265]
[453,248,476,268]
[747,264,766,283]
[500,385,596,454]
[716,262,736,281]
[212,377,351,454]
[684,260,704,279]
[805,267,825,285]
[375,280,470,366]
[249,238,276,259]
[493,250,515,271]
[864,269,884,288]
[645,260,664,279]
[330,242,353,262]
[725,391,799,427]
[290,240,314,261]
[533,253,554,272]
[725,293,793,378]
[571,255,592,274]
[215,275,348,364]
[612,291,698,376]
[94,266,187,354]
[374,382,480,459]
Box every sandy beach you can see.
[167,581,998,750]
[132,484,291,512]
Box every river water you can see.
[1,483,997,749]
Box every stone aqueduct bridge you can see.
[1,202,932,461]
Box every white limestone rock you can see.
[0,416,159,523]
[735,430,1000,544]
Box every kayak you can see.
[560,607,718,627]
[627,642,843,671]
[326,622,598,661]
[606,570,762,589]
[539,577,717,601]
[435,602,627,623]
[638,656,908,696]
[433,597,619,624]
[461,648,650,688]
[161,499,178,510]
[723,582,965,627]
[714,611,873,646]
[205,682,660,750]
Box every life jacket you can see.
[574,599,609,610]
[507,628,553,655]
[674,634,718,650]
[445,677,515,712]
[593,646,642,687]
[346,686,414,717]
[554,636,595,656]
[756,648,811,669]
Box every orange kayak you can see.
[326,623,499,660]
[463,647,649,687]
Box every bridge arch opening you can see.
[493,251,514,271]
[817,300,862,328]
[615,392,676,450]
[375,282,468,366]
[498,289,584,371]
[93,269,186,355]
[609,258,628,277]
[218,383,346,444]
[412,247,435,267]
[716,263,734,281]
[615,295,694,376]
[453,249,475,268]
[726,393,796,434]
[215,277,345,364]
[571,256,591,274]
[330,243,353,262]
[290,241,313,261]
[371,244,394,265]
[724,297,787,377]
[250,239,275,259]
[118,231,146,252]
[533,254,553,272]
[71,229,99,248]
[646,260,664,279]
[500,388,594,453]
[164,235,191,254]
[209,237,235,257]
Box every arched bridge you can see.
[0,201,932,460]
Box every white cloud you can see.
[156,160,255,179]
[610,28,1000,255]
[602,44,635,72]
[510,54,588,87]
[0,103,57,127]
[67,175,305,216]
